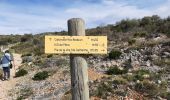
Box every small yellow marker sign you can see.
[45,36,107,54]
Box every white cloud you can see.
[154,0,170,17]
[0,0,170,34]
[0,4,67,34]
[64,0,153,27]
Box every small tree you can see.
[109,50,122,59]
[135,80,159,96]
[32,71,49,81]
[106,66,128,75]
[128,39,136,45]
[15,69,28,77]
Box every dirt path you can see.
[0,53,22,100]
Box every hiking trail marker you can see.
[45,18,107,100]
[45,36,107,54]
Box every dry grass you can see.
[88,68,109,81]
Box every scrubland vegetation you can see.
[0,15,170,99]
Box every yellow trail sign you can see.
[45,36,107,54]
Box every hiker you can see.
[0,50,15,81]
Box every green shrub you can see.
[134,69,150,81]
[162,40,170,46]
[150,72,162,81]
[56,58,69,67]
[140,32,147,37]
[159,81,168,93]
[123,74,135,82]
[136,69,149,75]
[62,90,72,100]
[20,34,33,42]
[128,39,136,45]
[32,71,49,81]
[106,67,128,75]
[33,47,44,56]
[134,74,144,81]
[135,80,159,96]
[113,77,128,85]
[134,32,147,37]
[15,69,28,77]
[0,35,21,45]
[33,38,40,45]
[153,59,163,66]
[160,92,170,99]
[0,52,4,58]
[153,58,170,66]
[95,82,113,98]
[16,96,24,100]
[21,53,32,57]
[17,87,33,100]
[11,42,34,54]
[47,54,53,58]
[109,50,122,59]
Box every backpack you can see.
[4,54,13,69]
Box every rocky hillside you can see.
[4,33,169,100]
[0,15,170,100]
[88,34,170,99]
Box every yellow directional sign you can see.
[45,36,107,54]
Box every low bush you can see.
[106,67,128,75]
[133,32,147,37]
[162,40,170,46]
[134,69,150,81]
[16,96,24,100]
[153,58,170,67]
[108,50,122,59]
[15,69,28,77]
[21,53,32,57]
[62,90,72,100]
[149,73,161,81]
[32,71,49,81]
[11,42,34,54]
[95,82,113,99]
[113,77,128,85]
[114,90,127,97]
[17,87,33,100]
[128,39,136,45]
[123,74,134,82]
[135,80,159,96]
[160,92,170,99]
[140,32,147,37]
[0,52,3,58]
[20,34,33,42]
[33,47,44,56]
[22,56,33,63]
[153,59,163,66]
[47,54,53,58]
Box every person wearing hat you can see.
[0,50,15,81]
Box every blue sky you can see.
[0,0,170,34]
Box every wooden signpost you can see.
[45,18,107,100]
[45,36,107,54]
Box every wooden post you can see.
[68,18,89,100]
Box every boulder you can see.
[146,60,151,67]
[151,54,159,60]
[163,52,170,57]
[131,61,140,70]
